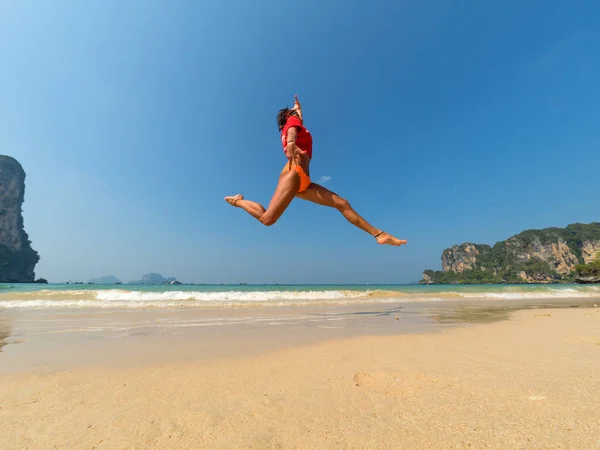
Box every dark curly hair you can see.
[277,108,300,131]
[276,108,291,131]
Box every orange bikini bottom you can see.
[281,164,311,193]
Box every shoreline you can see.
[1,305,599,449]
[2,296,599,373]
[2,296,598,375]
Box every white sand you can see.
[1,307,599,449]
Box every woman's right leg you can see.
[225,170,300,226]
[296,182,407,246]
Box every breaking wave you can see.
[0,285,599,309]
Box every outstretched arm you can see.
[292,94,303,122]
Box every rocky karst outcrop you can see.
[515,271,553,283]
[581,241,600,264]
[506,237,579,275]
[441,243,484,273]
[0,155,39,282]
[421,222,600,284]
[421,271,434,284]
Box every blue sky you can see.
[1,1,599,284]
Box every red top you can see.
[281,115,312,159]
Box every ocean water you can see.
[0,283,599,309]
[2,283,599,373]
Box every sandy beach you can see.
[1,305,599,449]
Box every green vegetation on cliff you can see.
[575,259,600,276]
[574,258,600,284]
[421,222,600,284]
[423,257,558,284]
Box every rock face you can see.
[581,241,600,264]
[421,271,433,284]
[0,156,39,282]
[420,222,600,284]
[506,237,578,275]
[516,271,553,283]
[441,244,482,273]
[575,275,600,284]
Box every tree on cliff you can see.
[574,257,600,283]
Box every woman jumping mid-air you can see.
[225,95,407,247]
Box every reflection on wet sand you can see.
[431,305,515,325]
[429,299,597,326]
[0,314,11,352]
[1,297,597,374]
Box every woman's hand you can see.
[291,94,303,121]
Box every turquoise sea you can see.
[2,282,599,374]
[1,283,599,309]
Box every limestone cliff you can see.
[505,237,579,275]
[581,241,600,264]
[0,155,39,282]
[442,243,486,273]
[421,222,600,284]
[421,271,434,284]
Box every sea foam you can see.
[0,286,598,309]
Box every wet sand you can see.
[1,297,596,374]
[1,301,599,448]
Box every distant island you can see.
[88,275,122,284]
[421,222,600,284]
[70,273,182,285]
[0,155,42,283]
[128,273,182,285]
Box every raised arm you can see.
[292,94,303,122]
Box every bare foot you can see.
[225,194,243,207]
[375,232,407,247]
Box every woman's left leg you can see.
[225,169,300,226]
[296,182,407,246]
